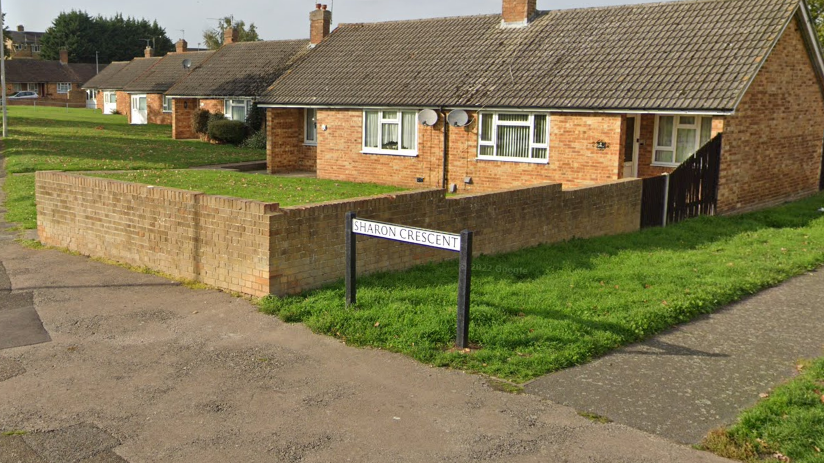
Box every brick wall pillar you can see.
[267,108,317,173]
[173,98,198,139]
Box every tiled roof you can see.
[4,60,106,84]
[8,31,44,44]
[83,57,162,90]
[260,0,803,111]
[166,39,310,98]
[82,62,130,89]
[123,51,215,93]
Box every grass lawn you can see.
[2,106,265,173]
[92,170,406,207]
[261,193,824,383]
[1,106,402,229]
[702,357,824,463]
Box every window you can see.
[57,83,71,94]
[162,96,172,112]
[12,83,23,92]
[14,44,22,51]
[478,113,549,163]
[305,109,318,145]
[363,110,417,156]
[103,92,117,104]
[224,99,251,122]
[31,45,40,53]
[653,115,714,165]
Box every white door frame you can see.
[623,114,641,178]
[130,94,148,125]
[102,91,117,115]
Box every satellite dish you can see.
[182,59,192,70]
[447,110,471,127]
[417,109,439,127]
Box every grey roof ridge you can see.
[123,50,215,93]
[333,0,763,29]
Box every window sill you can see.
[361,150,417,157]
[650,162,679,168]
[162,110,172,113]
[477,156,549,165]
[304,141,318,147]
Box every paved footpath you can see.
[0,167,729,461]
[526,269,824,444]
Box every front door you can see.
[623,115,640,178]
[103,91,116,115]
[130,95,147,125]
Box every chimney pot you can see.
[310,5,332,46]
[59,49,69,64]
[17,25,24,32]
[502,0,538,26]
[144,46,155,58]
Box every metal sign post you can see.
[345,212,474,348]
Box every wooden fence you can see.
[641,133,722,228]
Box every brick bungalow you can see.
[4,50,100,108]
[122,40,214,125]
[165,28,310,139]
[81,49,161,116]
[259,0,824,214]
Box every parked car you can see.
[8,91,39,99]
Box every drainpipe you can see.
[441,107,449,189]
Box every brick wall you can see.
[95,90,103,111]
[200,99,224,114]
[36,172,277,297]
[717,16,824,214]
[289,109,624,192]
[37,172,641,297]
[116,91,130,117]
[147,93,172,125]
[173,98,198,139]
[267,108,317,173]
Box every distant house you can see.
[6,25,44,60]
[81,49,162,116]
[258,0,824,215]
[4,50,101,108]
[121,40,214,125]
[165,27,309,139]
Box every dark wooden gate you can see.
[641,133,722,228]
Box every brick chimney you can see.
[144,46,155,58]
[224,27,239,45]
[17,25,24,32]
[176,39,188,53]
[502,0,537,27]
[310,4,332,46]
[59,49,69,64]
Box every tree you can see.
[3,14,11,58]
[40,10,174,63]
[202,17,260,50]
[809,0,824,49]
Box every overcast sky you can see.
[7,0,674,46]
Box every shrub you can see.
[208,112,225,126]
[208,120,247,145]
[110,109,121,115]
[245,103,266,133]
[191,108,210,134]
[240,130,267,149]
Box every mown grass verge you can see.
[92,170,406,207]
[260,193,824,383]
[701,357,824,463]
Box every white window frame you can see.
[103,91,116,104]
[31,45,40,53]
[652,115,714,167]
[57,82,71,94]
[304,108,318,145]
[362,109,418,157]
[162,95,172,113]
[12,83,23,92]
[224,99,252,122]
[477,112,550,164]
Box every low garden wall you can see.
[36,171,642,297]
